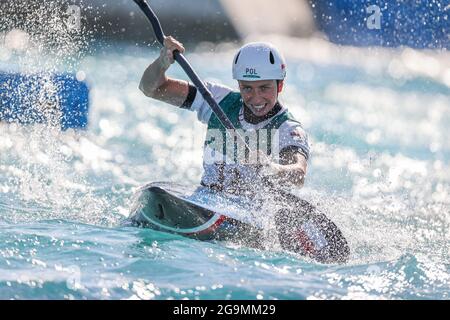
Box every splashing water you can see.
[0,3,449,299]
[0,0,91,71]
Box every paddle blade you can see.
[275,203,350,264]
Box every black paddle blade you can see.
[275,199,350,264]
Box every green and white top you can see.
[184,82,310,190]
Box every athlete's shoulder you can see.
[190,81,236,124]
[219,90,241,105]
[277,119,310,159]
[280,117,305,128]
[279,120,308,138]
[204,81,235,102]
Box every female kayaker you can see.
[139,36,310,194]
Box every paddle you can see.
[132,0,350,263]
[132,0,235,131]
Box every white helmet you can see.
[232,42,286,81]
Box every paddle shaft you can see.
[133,0,236,131]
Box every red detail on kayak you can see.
[295,229,315,254]
[185,215,228,237]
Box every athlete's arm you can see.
[268,147,308,187]
[139,36,189,107]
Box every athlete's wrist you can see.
[158,50,171,70]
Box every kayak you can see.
[129,182,350,264]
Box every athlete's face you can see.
[238,80,283,117]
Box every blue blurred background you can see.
[2,0,447,47]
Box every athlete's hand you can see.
[159,36,185,69]
[254,150,277,178]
